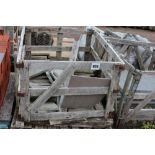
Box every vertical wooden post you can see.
[56,27,63,59]
[116,69,133,126]
[18,62,30,121]
[122,73,141,117]
[25,28,31,60]
[84,27,94,61]
[148,49,155,70]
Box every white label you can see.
[91,62,100,70]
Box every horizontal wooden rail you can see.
[27,61,123,77]
[104,37,155,47]
[31,110,105,121]
[30,87,109,97]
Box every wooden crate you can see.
[13,26,124,128]
[100,28,155,127]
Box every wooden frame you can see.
[98,28,155,127]
[15,26,124,128]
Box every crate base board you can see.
[11,107,113,129]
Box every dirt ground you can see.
[61,26,155,42]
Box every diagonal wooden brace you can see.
[28,62,76,112]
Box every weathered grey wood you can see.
[28,61,120,78]
[17,26,25,64]
[84,28,94,61]
[59,38,81,109]
[30,110,105,121]
[30,87,109,97]
[25,29,31,45]
[91,46,101,61]
[135,46,145,70]
[38,103,58,112]
[120,45,129,54]
[26,46,72,52]
[28,63,76,112]
[126,90,155,121]
[122,73,141,117]
[104,29,121,38]
[105,77,113,117]
[61,75,111,109]
[70,40,79,61]
[125,109,155,121]
[45,71,53,84]
[93,31,124,63]
[18,62,30,121]
[148,49,155,70]
[104,37,155,47]
[117,70,133,119]
[56,28,63,58]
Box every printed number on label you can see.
[91,62,100,70]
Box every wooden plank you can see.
[117,70,133,121]
[38,103,58,112]
[91,46,101,61]
[61,76,110,109]
[26,46,72,51]
[104,29,121,38]
[135,46,145,70]
[148,49,155,70]
[17,26,25,64]
[104,37,155,47]
[126,90,155,121]
[56,28,63,58]
[30,110,105,121]
[18,62,30,121]
[84,28,94,61]
[126,109,155,121]
[120,45,129,54]
[30,87,109,97]
[28,63,76,112]
[45,71,53,84]
[93,31,124,63]
[28,61,119,78]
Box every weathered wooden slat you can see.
[125,109,155,121]
[26,46,72,52]
[30,87,109,97]
[56,28,63,58]
[148,49,155,70]
[17,26,25,64]
[28,61,119,78]
[126,90,155,121]
[120,45,129,54]
[84,28,94,61]
[134,46,145,70]
[45,71,53,84]
[104,37,155,47]
[93,31,124,64]
[30,110,105,121]
[91,46,101,61]
[28,63,76,112]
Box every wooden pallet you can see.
[11,106,113,129]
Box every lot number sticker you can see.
[91,62,100,70]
